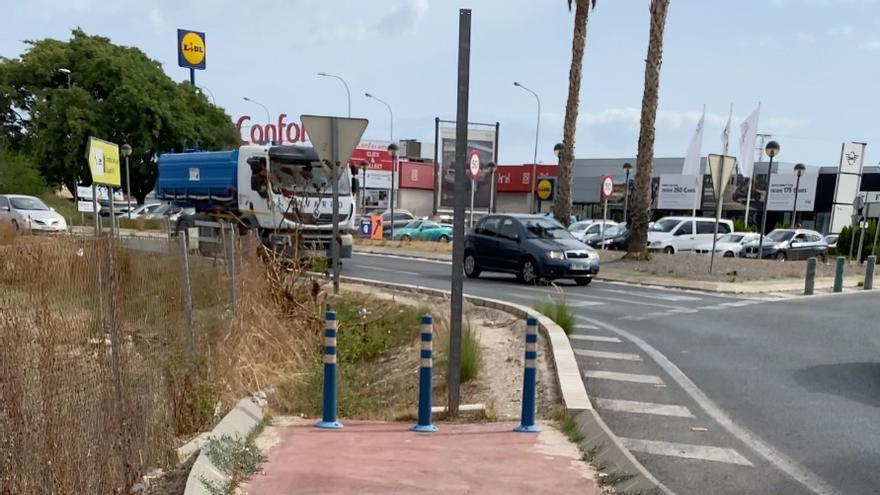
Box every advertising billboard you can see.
[657,174,700,210]
[766,174,818,212]
[437,126,496,209]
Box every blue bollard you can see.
[515,316,541,433]
[316,311,343,429]
[412,314,438,433]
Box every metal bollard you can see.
[412,315,438,433]
[804,257,817,296]
[865,256,876,290]
[833,256,845,293]
[316,311,343,429]
[515,316,541,433]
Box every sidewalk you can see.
[242,418,599,495]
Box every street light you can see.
[622,162,633,225]
[757,140,780,259]
[243,97,271,142]
[514,82,541,214]
[486,161,497,213]
[388,143,399,239]
[197,85,216,105]
[364,93,393,141]
[359,160,369,212]
[792,163,806,228]
[121,144,133,219]
[58,68,71,88]
[317,72,351,117]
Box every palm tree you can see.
[628,0,671,257]
[553,0,597,227]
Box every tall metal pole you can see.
[125,155,132,219]
[791,174,801,228]
[448,8,471,418]
[243,97,271,142]
[623,169,631,224]
[390,154,397,239]
[318,72,351,117]
[433,117,440,216]
[365,93,393,141]
[757,156,774,259]
[515,82,540,214]
[331,119,341,295]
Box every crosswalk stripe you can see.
[595,398,695,418]
[619,437,753,466]
[575,349,641,361]
[570,334,622,343]
[584,370,664,385]
[597,288,703,302]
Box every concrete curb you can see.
[339,275,669,494]
[183,397,265,495]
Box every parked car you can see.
[601,226,631,251]
[123,202,163,219]
[392,219,453,242]
[742,229,828,261]
[372,209,416,238]
[143,204,195,222]
[463,214,600,286]
[823,234,839,249]
[648,216,734,254]
[584,223,624,248]
[694,232,760,257]
[0,194,67,233]
[569,220,617,242]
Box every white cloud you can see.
[577,107,734,129]
[826,24,855,36]
[858,39,880,50]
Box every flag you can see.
[721,104,732,156]
[681,107,705,177]
[738,105,760,178]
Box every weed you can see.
[436,318,483,384]
[534,297,575,335]
[598,470,637,487]
[310,256,329,273]
[560,416,585,444]
[199,428,266,495]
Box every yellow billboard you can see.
[87,137,121,187]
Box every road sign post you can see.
[600,176,614,251]
[708,154,737,273]
[301,115,369,295]
[468,150,480,227]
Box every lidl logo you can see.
[177,29,206,70]
[536,178,555,201]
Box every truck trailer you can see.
[156,144,357,258]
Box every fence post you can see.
[833,256,845,293]
[865,255,876,290]
[515,316,541,433]
[413,315,438,433]
[316,310,343,429]
[179,236,194,356]
[804,257,817,296]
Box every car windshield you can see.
[718,234,745,243]
[570,222,591,232]
[651,218,681,232]
[403,220,422,229]
[270,160,351,197]
[524,218,573,240]
[604,225,623,237]
[9,197,49,211]
[767,230,795,242]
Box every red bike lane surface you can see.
[242,419,600,495]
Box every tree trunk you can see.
[554,0,593,228]
[628,0,671,257]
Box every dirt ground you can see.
[355,238,452,253]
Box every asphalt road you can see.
[343,252,880,495]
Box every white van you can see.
[648,216,734,254]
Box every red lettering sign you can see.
[495,164,558,192]
[236,114,307,145]
[399,162,435,190]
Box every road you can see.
[344,252,880,495]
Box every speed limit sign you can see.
[468,150,480,180]
[601,175,614,200]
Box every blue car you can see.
[463,214,600,286]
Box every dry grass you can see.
[355,238,452,253]
[0,218,17,245]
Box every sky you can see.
[3,0,880,169]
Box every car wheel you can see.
[519,257,539,285]
[401,234,411,241]
[723,251,735,258]
[776,252,787,261]
[574,277,592,286]
[439,235,449,242]
[819,252,827,263]
[11,220,19,232]
[664,246,675,255]
[464,252,481,278]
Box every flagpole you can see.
[690,105,706,217]
[742,102,761,229]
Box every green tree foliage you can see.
[0,146,46,195]
[837,221,878,261]
[0,29,239,203]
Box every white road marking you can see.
[567,300,606,307]
[619,315,647,321]
[574,349,642,361]
[570,334,622,343]
[575,323,600,330]
[577,314,843,495]
[584,370,664,385]
[595,398,695,418]
[665,308,699,314]
[619,438,753,466]
[597,288,703,302]
[358,265,420,276]
[354,252,451,265]
[524,287,686,310]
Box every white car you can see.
[569,220,617,242]
[648,216,734,254]
[0,194,68,233]
[125,202,163,219]
[694,233,760,257]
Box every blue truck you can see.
[156,144,357,258]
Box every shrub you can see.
[534,297,575,335]
[838,221,878,262]
[0,148,46,196]
[732,219,757,233]
[459,321,482,383]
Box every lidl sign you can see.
[536,178,556,201]
[177,29,206,70]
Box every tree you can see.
[553,0,597,227]
[0,29,239,203]
[0,146,46,196]
[628,0,671,257]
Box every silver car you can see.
[0,194,68,233]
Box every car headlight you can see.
[548,250,565,260]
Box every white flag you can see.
[738,105,760,178]
[681,107,705,177]
[721,104,732,156]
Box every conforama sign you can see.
[236,114,307,145]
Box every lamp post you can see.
[514,82,541,214]
[365,93,393,141]
[242,97,271,142]
[622,162,633,225]
[550,143,564,215]
[757,140,780,259]
[359,161,369,212]
[317,72,351,117]
[121,144,133,219]
[792,163,806,228]
[197,85,216,104]
[58,68,71,88]
[388,143,399,239]
[487,161,497,213]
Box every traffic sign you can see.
[468,150,480,180]
[601,176,614,200]
[301,115,368,167]
[536,178,556,201]
[708,154,736,202]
